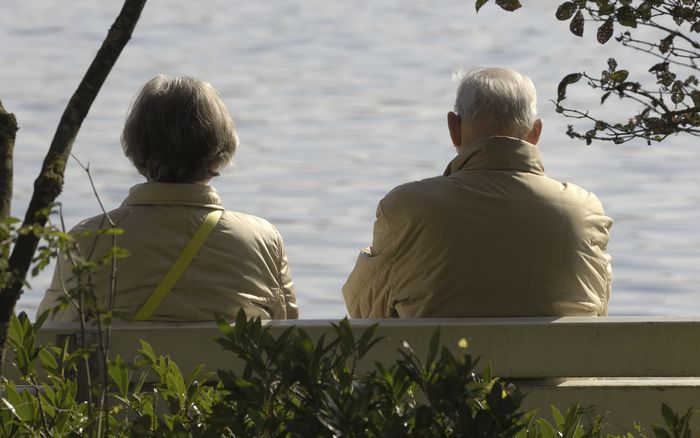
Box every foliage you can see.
[0,209,128,327]
[0,310,694,437]
[476,0,700,145]
[210,312,523,437]
[2,311,220,437]
[0,213,75,292]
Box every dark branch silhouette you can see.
[0,100,17,220]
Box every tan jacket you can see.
[343,137,613,318]
[38,182,298,321]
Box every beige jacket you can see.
[343,137,612,318]
[38,182,298,321]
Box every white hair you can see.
[453,67,538,138]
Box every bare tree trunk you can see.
[0,0,147,369]
[0,100,17,221]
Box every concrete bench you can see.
[5,316,700,433]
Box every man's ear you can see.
[526,119,543,145]
[447,111,462,147]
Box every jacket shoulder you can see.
[70,207,130,233]
[221,210,281,238]
[383,175,446,208]
[559,181,607,215]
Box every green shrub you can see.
[1,311,694,437]
[209,311,522,437]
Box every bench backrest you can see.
[6,316,699,380]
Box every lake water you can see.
[1,1,699,318]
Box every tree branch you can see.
[0,0,147,369]
[0,100,17,221]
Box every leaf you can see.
[427,327,440,368]
[482,361,493,381]
[616,5,637,28]
[609,70,629,82]
[597,19,614,44]
[108,356,130,397]
[672,89,685,104]
[599,3,615,15]
[33,310,50,332]
[8,313,24,349]
[651,424,673,438]
[648,62,669,73]
[215,313,233,338]
[555,2,577,20]
[557,73,582,101]
[690,90,700,106]
[637,1,653,21]
[671,6,685,25]
[661,403,677,427]
[570,10,585,37]
[495,0,522,11]
[38,348,58,372]
[659,34,674,54]
[551,405,565,428]
[536,418,558,438]
[678,407,695,437]
[572,424,586,438]
[475,0,490,12]
[138,339,157,364]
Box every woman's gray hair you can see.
[122,75,238,182]
[453,67,537,138]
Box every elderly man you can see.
[343,67,612,318]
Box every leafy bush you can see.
[209,312,522,437]
[1,311,694,437]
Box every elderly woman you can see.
[38,75,298,321]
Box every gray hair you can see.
[121,75,238,182]
[453,67,537,138]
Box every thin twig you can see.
[621,38,700,69]
[30,378,51,435]
[70,155,119,438]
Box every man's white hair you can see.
[453,67,537,138]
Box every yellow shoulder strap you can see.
[133,209,223,321]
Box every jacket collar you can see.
[443,136,546,176]
[122,182,225,210]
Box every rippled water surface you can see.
[2,1,699,318]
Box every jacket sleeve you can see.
[342,201,396,318]
[599,204,613,316]
[589,192,613,316]
[273,229,298,319]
